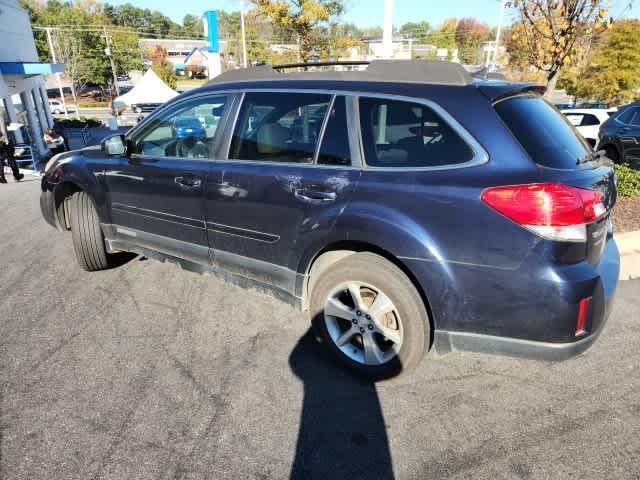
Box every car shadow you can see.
[288,329,395,480]
[108,252,138,269]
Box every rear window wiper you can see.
[577,149,613,166]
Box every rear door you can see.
[105,94,229,264]
[620,109,640,163]
[494,95,616,264]
[205,92,359,295]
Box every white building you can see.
[0,0,63,159]
[139,39,208,72]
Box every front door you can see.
[105,94,230,264]
[206,93,360,296]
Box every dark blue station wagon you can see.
[41,60,620,378]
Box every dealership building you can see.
[0,0,63,160]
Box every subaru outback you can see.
[40,60,620,378]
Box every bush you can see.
[615,164,640,197]
[54,117,103,129]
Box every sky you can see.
[106,0,639,29]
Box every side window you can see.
[229,92,331,163]
[317,96,351,166]
[131,95,228,159]
[630,111,640,127]
[580,114,600,126]
[616,107,636,125]
[358,97,473,168]
[565,113,584,127]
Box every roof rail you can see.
[207,59,473,87]
[273,60,370,71]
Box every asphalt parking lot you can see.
[1,179,639,480]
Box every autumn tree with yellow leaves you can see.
[252,0,344,61]
[506,0,612,91]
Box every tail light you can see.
[481,183,607,242]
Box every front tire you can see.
[310,252,429,379]
[69,191,112,271]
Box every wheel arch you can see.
[302,240,435,339]
[52,181,83,230]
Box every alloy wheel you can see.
[323,282,403,366]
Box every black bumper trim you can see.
[433,329,606,361]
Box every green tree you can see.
[429,18,457,50]
[252,0,344,61]
[182,14,203,37]
[399,21,430,43]
[573,20,640,105]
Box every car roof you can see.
[207,60,474,87]
[196,61,542,105]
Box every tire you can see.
[310,252,429,380]
[69,191,112,271]
[603,145,620,163]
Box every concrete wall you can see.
[0,0,39,63]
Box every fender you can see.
[42,148,111,226]
[295,201,460,327]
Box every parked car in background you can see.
[48,99,65,115]
[577,102,610,110]
[40,60,620,379]
[171,115,206,140]
[48,99,77,115]
[131,102,162,113]
[598,102,640,164]
[562,108,616,147]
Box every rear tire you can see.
[69,191,112,271]
[310,252,429,380]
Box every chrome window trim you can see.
[614,107,638,126]
[128,87,488,171]
[312,94,336,164]
[354,93,488,171]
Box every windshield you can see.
[495,95,590,169]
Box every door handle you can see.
[175,176,202,188]
[294,188,337,202]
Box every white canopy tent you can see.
[113,69,178,113]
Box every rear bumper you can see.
[409,236,620,361]
[433,295,613,361]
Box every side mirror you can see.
[102,134,127,156]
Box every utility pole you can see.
[45,27,69,119]
[102,26,120,97]
[383,0,394,59]
[490,0,506,71]
[240,0,248,67]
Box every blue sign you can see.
[204,11,219,53]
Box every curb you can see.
[616,230,640,280]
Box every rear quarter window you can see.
[495,96,590,169]
[358,97,473,168]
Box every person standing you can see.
[0,136,24,183]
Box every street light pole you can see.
[240,0,248,67]
[383,0,394,59]
[103,26,120,97]
[45,27,69,119]
[491,0,506,71]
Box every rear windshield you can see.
[495,96,590,169]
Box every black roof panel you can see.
[206,60,474,87]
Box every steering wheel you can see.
[176,136,209,158]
